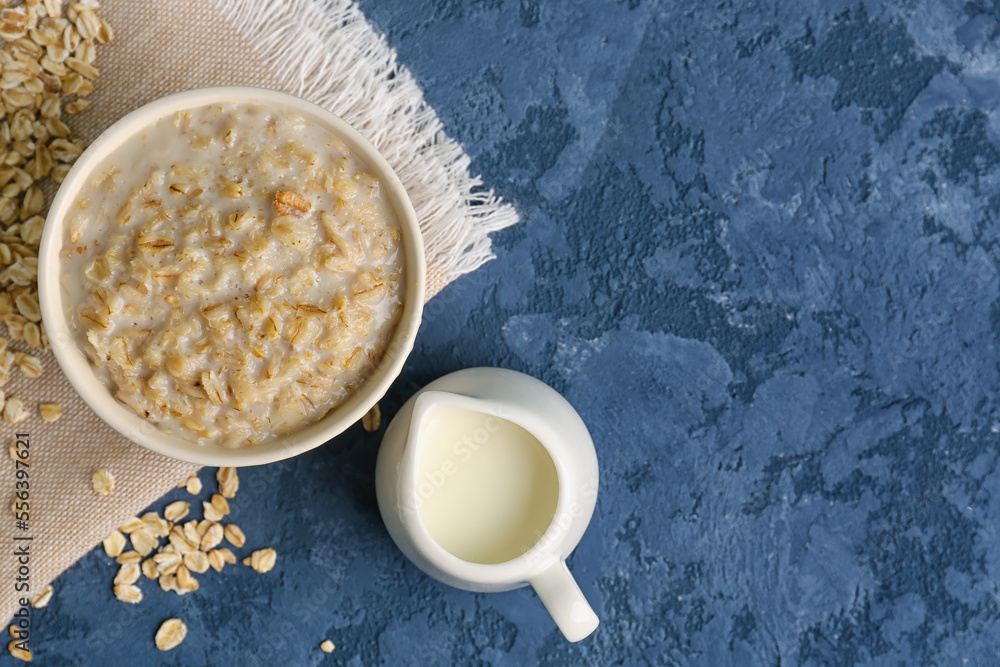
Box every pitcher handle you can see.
[530,561,599,642]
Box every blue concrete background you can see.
[14,0,1000,664]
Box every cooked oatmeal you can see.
[62,102,404,447]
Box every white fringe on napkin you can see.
[218,0,518,294]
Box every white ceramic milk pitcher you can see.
[375,368,600,642]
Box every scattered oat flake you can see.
[175,564,199,592]
[207,549,225,572]
[153,559,180,582]
[16,355,42,379]
[30,585,53,609]
[65,99,89,114]
[185,474,202,495]
[169,528,196,554]
[210,493,229,516]
[223,524,246,549]
[200,522,224,551]
[143,512,170,538]
[202,500,223,522]
[114,563,140,586]
[183,520,200,544]
[320,639,335,653]
[217,467,238,498]
[163,500,189,522]
[116,551,141,565]
[155,618,187,651]
[158,573,177,593]
[153,550,181,571]
[130,528,158,557]
[113,583,142,604]
[38,402,62,421]
[183,550,210,574]
[119,517,144,534]
[244,548,277,574]
[102,530,126,558]
[7,639,30,662]
[2,397,27,424]
[215,547,236,564]
[91,468,115,496]
[362,403,380,432]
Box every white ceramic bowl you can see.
[37,86,425,466]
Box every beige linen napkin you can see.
[0,0,516,624]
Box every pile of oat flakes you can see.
[99,466,279,607]
[0,0,110,427]
[15,467,280,658]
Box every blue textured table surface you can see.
[19,1,1000,665]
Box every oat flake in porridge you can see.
[62,102,404,447]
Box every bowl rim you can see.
[37,85,425,467]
